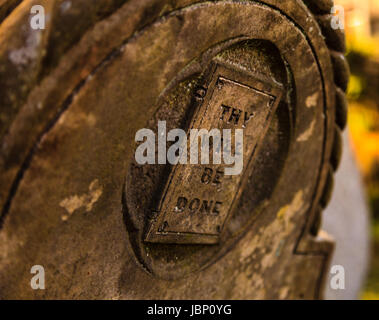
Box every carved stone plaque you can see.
[0,0,345,299]
[145,62,283,244]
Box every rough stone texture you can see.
[323,130,370,300]
[0,0,22,23]
[0,0,348,299]
[303,0,334,14]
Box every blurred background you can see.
[336,0,379,299]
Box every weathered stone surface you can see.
[316,14,346,53]
[0,0,54,140]
[0,0,21,23]
[330,50,350,92]
[0,0,348,299]
[336,87,348,130]
[303,0,334,14]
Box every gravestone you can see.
[0,0,350,299]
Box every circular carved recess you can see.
[126,39,293,278]
[0,0,342,299]
[123,2,327,279]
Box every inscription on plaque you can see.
[145,62,283,244]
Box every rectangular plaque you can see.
[145,61,283,244]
